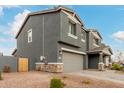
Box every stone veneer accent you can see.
[108,63,112,69]
[35,63,63,72]
[98,63,105,71]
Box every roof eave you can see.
[12,49,17,55]
[15,8,61,39]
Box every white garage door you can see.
[62,52,83,72]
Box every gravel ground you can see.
[0,71,124,88]
[73,70,124,84]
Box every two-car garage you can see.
[62,49,85,72]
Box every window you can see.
[93,38,99,45]
[81,32,85,42]
[28,29,32,43]
[69,21,76,36]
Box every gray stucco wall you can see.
[16,10,89,70]
[16,12,60,70]
[87,31,102,51]
[59,12,86,48]
[0,56,17,72]
[57,11,87,65]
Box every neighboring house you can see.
[12,6,113,72]
[0,52,3,56]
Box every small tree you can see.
[0,71,3,80]
[117,51,123,63]
[114,50,123,63]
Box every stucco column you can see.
[99,52,103,63]
[84,55,88,69]
[109,56,112,69]
[98,52,105,71]
[109,56,111,63]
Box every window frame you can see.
[69,21,76,36]
[93,37,99,46]
[68,20,78,39]
[81,31,85,42]
[27,29,32,43]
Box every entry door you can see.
[88,54,99,69]
[18,58,28,72]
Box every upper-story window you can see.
[69,21,76,36]
[93,38,99,45]
[81,31,85,42]
[28,29,32,43]
[68,21,78,39]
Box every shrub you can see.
[120,66,124,70]
[111,63,123,71]
[3,65,11,73]
[50,77,64,88]
[0,71,3,80]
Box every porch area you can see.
[87,51,112,70]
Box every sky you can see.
[0,5,124,60]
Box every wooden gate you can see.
[18,58,28,72]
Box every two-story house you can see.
[12,6,112,72]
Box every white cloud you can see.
[0,8,30,55]
[112,31,124,42]
[0,5,20,16]
[3,5,20,9]
[0,37,15,42]
[112,51,124,63]
[0,6,3,16]
[8,9,31,36]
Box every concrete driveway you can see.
[71,69,124,84]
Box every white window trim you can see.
[61,47,86,55]
[81,39,85,42]
[68,33,78,39]
[81,32,85,42]
[28,29,32,43]
[68,20,77,39]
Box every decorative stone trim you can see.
[108,63,112,69]
[35,62,63,73]
[98,62,105,71]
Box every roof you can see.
[88,43,113,55]
[15,6,84,39]
[12,48,17,55]
[86,29,103,39]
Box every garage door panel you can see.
[62,52,83,72]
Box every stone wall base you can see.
[108,63,112,69]
[98,63,105,71]
[35,63,63,73]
